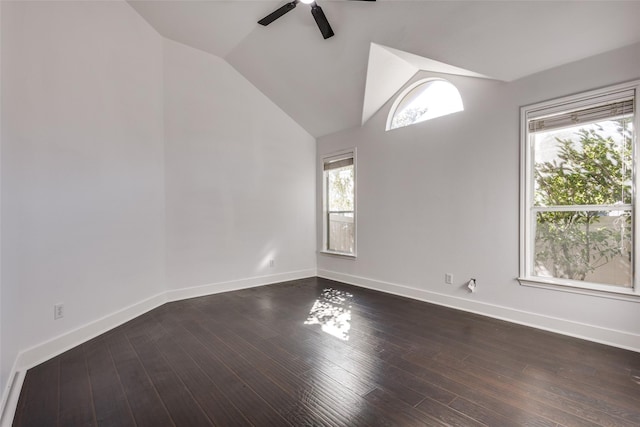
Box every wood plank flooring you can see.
[12,277,640,426]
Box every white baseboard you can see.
[1,290,170,426]
[165,269,318,302]
[318,269,640,353]
[0,268,317,425]
[0,369,24,427]
[15,292,169,373]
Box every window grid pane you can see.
[532,119,633,207]
[533,209,632,288]
[327,212,354,253]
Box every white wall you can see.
[1,0,165,399]
[0,2,318,410]
[317,43,640,350]
[163,39,316,291]
[0,0,4,410]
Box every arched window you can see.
[386,78,464,131]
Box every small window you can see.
[386,78,463,131]
[520,82,639,298]
[322,150,356,256]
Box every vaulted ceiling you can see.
[128,0,640,137]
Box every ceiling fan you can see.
[258,0,375,40]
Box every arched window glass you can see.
[386,79,463,130]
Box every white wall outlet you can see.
[269,259,275,268]
[445,273,453,284]
[54,304,64,320]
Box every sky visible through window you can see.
[389,79,463,130]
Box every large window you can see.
[520,82,639,298]
[322,150,356,256]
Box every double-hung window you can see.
[322,150,356,256]
[520,82,639,298]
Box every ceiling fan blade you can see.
[310,3,334,39]
[258,1,299,26]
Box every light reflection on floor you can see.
[304,288,353,341]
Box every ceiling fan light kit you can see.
[258,0,375,40]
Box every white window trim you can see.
[320,148,357,258]
[518,80,640,301]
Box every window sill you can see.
[319,250,356,259]
[518,277,640,303]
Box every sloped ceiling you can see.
[128,0,640,138]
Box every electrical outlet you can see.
[445,273,453,284]
[54,304,64,320]
[269,259,275,268]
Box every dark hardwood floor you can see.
[12,277,640,426]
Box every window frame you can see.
[321,148,357,258]
[519,81,640,301]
